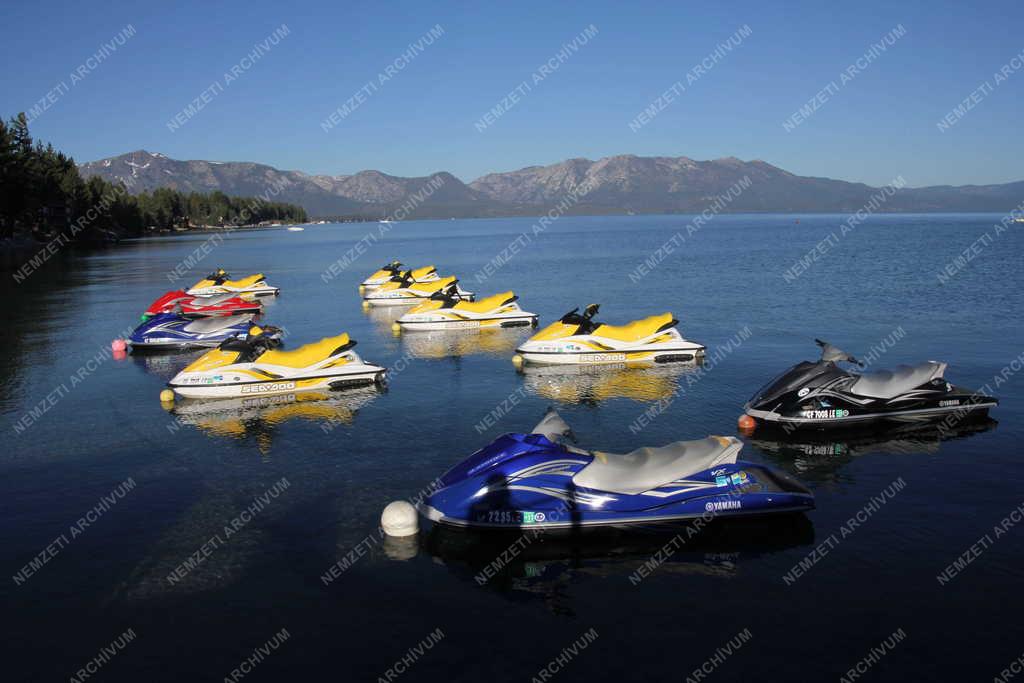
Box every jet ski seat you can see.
[410,265,437,280]
[454,291,515,314]
[573,437,742,495]
[409,276,456,294]
[184,314,254,333]
[259,333,353,368]
[593,313,676,343]
[850,361,946,399]
[224,273,265,288]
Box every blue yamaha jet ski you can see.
[419,411,814,530]
[128,313,266,350]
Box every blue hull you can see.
[128,313,253,350]
[420,433,815,530]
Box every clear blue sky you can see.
[2,0,1022,186]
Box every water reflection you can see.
[419,515,814,614]
[130,347,206,380]
[362,304,404,332]
[745,417,998,483]
[400,328,527,360]
[518,360,703,404]
[171,388,382,451]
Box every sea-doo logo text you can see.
[584,353,627,363]
[241,382,296,394]
[705,500,741,512]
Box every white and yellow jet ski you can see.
[514,304,704,366]
[168,325,385,399]
[360,263,439,291]
[362,274,474,306]
[395,285,537,331]
[187,269,279,297]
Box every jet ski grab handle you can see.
[815,338,864,367]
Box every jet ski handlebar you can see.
[558,304,601,335]
[815,338,864,367]
[429,283,463,306]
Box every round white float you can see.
[381,501,419,537]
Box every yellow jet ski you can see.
[362,273,474,306]
[360,262,438,291]
[187,269,279,297]
[514,304,704,366]
[395,285,537,331]
[168,325,384,398]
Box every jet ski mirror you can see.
[815,338,864,367]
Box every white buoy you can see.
[381,501,419,537]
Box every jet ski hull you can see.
[516,340,705,366]
[419,422,814,531]
[746,387,997,429]
[187,284,279,298]
[744,349,998,430]
[169,366,385,398]
[143,291,262,319]
[397,308,537,331]
[128,313,257,350]
[364,288,475,306]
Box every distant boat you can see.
[287,226,305,232]
[1014,217,1024,223]
[379,219,394,224]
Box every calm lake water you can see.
[2,214,1022,682]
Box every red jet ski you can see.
[142,290,263,320]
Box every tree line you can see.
[0,112,307,244]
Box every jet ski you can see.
[362,273,474,306]
[128,313,266,350]
[396,285,537,331]
[360,263,438,290]
[168,325,385,399]
[418,410,814,530]
[186,268,279,297]
[743,339,999,430]
[514,304,704,366]
[142,290,263,320]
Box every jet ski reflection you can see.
[131,348,207,381]
[518,359,703,404]
[400,328,527,360]
[170,387,381,450]
[746,417,998,482]
[420,515,814,611]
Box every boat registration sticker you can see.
[800,408,850,419]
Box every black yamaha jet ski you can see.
[744,339,998,430]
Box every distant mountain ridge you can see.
[79,151,1024,218]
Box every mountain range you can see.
[78,151,1024,219]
